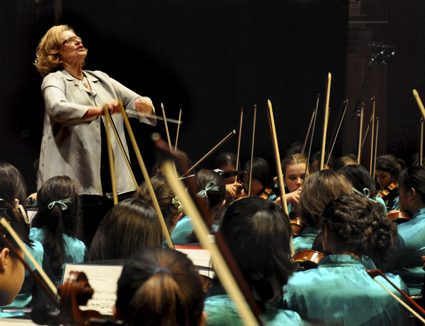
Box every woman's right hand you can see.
[83,100,122,119]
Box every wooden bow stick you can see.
[421,117,424,166]
[305,95,320,176]
[103,106,119,205]
[372,117,379,178]
[154,134,263,326]
[175,106,183,150]
[357,103,365,164]
[320,73,332,170]
[367,269,425,323]
[248,105,257,197]
[235,108,243,184]
[302,109,316,156]
[369,97,376,174]
[161,103,173,149]
[117,99,174,249]
[327,100,349,166]
[266,100,294,256]
[182,130,237,177]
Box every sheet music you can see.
[175,246,215,278]
[62,264,123,316]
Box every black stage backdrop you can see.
[0,0,349,190]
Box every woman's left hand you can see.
[135,98,154,115]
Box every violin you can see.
[290,217,306,237]
[387,210,411,224]
[291,249,325,270]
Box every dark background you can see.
[1,0,386,194]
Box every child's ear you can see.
[0,248,10,273]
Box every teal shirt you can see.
[292,227,320,253]
[204,286,308,326]
[30,227,86,282]
[386,207,425,295]
[170,216,218,246]
[283,255,410,326]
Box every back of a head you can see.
[339,164,377,197]
[33,176,81,237]
[219,197,294,304]
[215,152,237,170]
[116,247,204,326]
[32,176,81,275]
[89,198,163,261]
[376,154,404,179]
[135,174,182,227]
[299,169,353,228]
[399,166,425,204]
[0,161,27,209]
[195,169,226,214]
[333,155,357,172]
[243,158,273,190]
[320,194,397,262]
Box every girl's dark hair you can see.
[320,194,397,262]
[219,197,294,304]
[312,151,335,170]
[116,247,204,326]
[89,198,163,261]
[32,176,82,275]
[299,170,353,228]
[243,158,274,190]
[0,162,32,247]
[399,166,425,204]
[195,169,226,214]
[135,174,180,228]
[375,154,404,180]
[0,202,31,256]
[215,152,237,170]
[333,155,357,172]
[339,164,377,197]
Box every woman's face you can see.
[284,163,306,193]
[61,30,87,65]
[375,170,394,189]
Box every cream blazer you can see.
[38,69,155,196]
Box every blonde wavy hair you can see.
[34,25,85,77]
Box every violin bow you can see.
[161,103,173,149]
[367,269,425,323]
[103,108,139,188]
[305,94,320,176]
[175,106,183,150]
[301,109,316,156]
[0,218,59,306]
[266,100,294,256]
[266,100,288,215]
[154,134,263,326]
[372,117,379,179]
[326,100,349,166]
[103,106,119,205]
[235,108,243,184]
[248,105,257,197]
[320,73,332,171]
[369,97,376,174]
[421,117,424,166]
[182,130,237,177]
[357,103,365,164]
[118,99,174,249]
